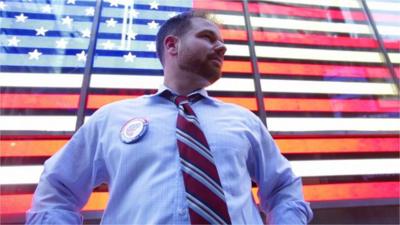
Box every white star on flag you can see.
[7,36,21,46]
[149,1,159,9]
[127,31,137,40]
[169,12,178,18]
[102,40,115,50]
[107,0,119,7]
[123,52,136,62]
[146,42,156,51]
[35,27,48,36]
[61,16,73,27]
[129,10,139,18]
[85,7,95,16]
[76,50,87,62]
[106,18,117,27]
[81,29,91,38]
[28,49,42,60]
[147,20,159,29]
[56,38,68,48]
[0,1,7,10]
[15,13,28,23]
[66,0,76,4]
[41,4,52,13]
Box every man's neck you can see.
[163,71,210,96]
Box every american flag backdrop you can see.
[1,0,399,223]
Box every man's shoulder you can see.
[89,95,156,120]
[208,96,261,121]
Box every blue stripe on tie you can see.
[176,129,213,162]
[187,193,227,225]
[178,108,200,126]
[180,158,225,200]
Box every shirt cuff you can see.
[26,209,83,225]
[266,201,313,225]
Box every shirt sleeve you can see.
[246,118,313,225]
[26,109,109,225]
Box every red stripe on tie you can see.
[184,173,230,222]
[177,116,209,147]
[178,140,220,182]
[189,208,210,224]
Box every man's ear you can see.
[164,35,178,56]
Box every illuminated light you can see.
[1,136,397,158]
[90,74,162,89]
[367,1,400,12]
[263,98,400,113]
[251,182,399,203]
[257,62,391,78]
[1,116,399,132]
[0,140,67,157]
[216,97,257,111]
[207,77,255,92]
[0,93,79,109]
[1,183,398,215]
[220,29,247,41]
[256,46,383,63]
[0,136,397,158]
[291,158,400,177]
[0,166,43,185]
[261,79,397,95]
[91,75,256,92]
[384,40,400,50]
[222,60,252,73]
[194,0,243,12]
[0,73,83,88]
[253,31,379,49]
[88,96,257,111]
[249,2,366,21]
[0,192,108,215]
[267,117,400,132]
[225,44,250,57]
[276,136,400,154]
[371,13,400,24]
[0,116,76,132]
[2,158,399,185]
[212,14,245,26]
[377,25,400,37]
[256,0,361,8]
[388,53,400,64]
[87,95,140,109]
[250,17,371,34]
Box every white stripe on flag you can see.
[2,158,399,185]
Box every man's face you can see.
[177,17,227,84]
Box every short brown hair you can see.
[155,11,214,65]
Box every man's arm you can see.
[246,118,313,224]
[26,111,108,224]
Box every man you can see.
[27,11,313,224]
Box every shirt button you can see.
[177,208,186,216]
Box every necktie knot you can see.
[161,90,203,107]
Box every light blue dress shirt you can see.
[26,85,313,224]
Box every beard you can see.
[178,53,222,84]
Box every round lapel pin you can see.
[120,118,148,144]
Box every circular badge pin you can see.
[120,118,148,144]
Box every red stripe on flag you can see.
[276,136,399,154]
[193,0,243,12]
[1,182,398,215]
[253,31,380,49]
[258,62,391,78]
[1,135,398,157]
[263,98,400,113]
[248,2,367,21]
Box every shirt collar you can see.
[153,83,210,99]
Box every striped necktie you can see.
[162,91,232,225]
